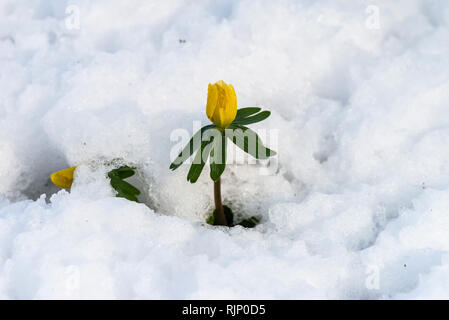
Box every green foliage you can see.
[237,216,260,228]
[232,110,271,125]
[227,124,276,159]
[206,205,259,228]
[234,107,261,120]
[169,107,276,183]
[187,138,214,183]
[169,124,215,171]
[108,166,141,202]
[109,166,135,179]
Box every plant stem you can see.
[214,177,227,226]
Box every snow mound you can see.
[1,0,449,298]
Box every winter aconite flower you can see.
[170,80,276,227]
[50,164,141,202]
[206,80,237,129]
[50,166,76,189]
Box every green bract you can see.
[108,166,141,202]
[206,205,260,228]
[169,107,277,183]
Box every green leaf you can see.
[227,124,276,159]
[210,134,226,181]
[110,176,141,196]
[234,107,261,121]
[232,111,270,125]
[238,216,260,228]
[169,124,215,171]
[187,137,214,183]
[206,203,260,228]
[206,214,215,225]
[116,190,139,202]
[107,166,142,203]
[108,166,135,179]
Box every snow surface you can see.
[1,0,449,299]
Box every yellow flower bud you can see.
[206,80,237,128]
[50,166,77,189]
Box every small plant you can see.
[170,80,276,227]
[106,166,141,202]
[51,164,141,202]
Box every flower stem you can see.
[214,177,227,226]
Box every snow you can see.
[1,0,449,299]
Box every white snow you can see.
[1,0,449,299]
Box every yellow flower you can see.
[50,166,77,189]
[206,80,237,128]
